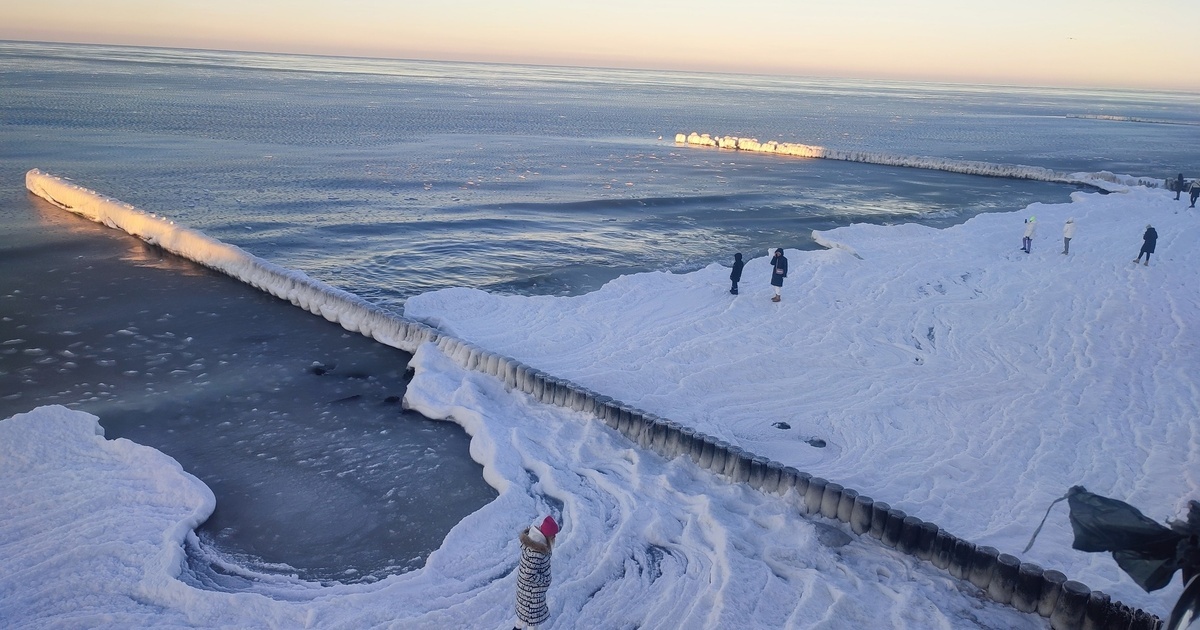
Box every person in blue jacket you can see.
[769,248,787,302]
[729,252,744,295]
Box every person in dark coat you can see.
[515,516,558,629]
[1190,183,1198,208]
[1134,224,1158,266]
[769,248,787,302]
[729,252,744,295]
[1176,173,1186,200]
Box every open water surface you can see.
[6,41,1199,306]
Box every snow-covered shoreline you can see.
[5,170,1197,627]
[404,183,1199,617]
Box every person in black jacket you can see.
[729,252,744,295]
[1134,224,1158,266]
[1176,173,1186,200]
[769,248,787,302]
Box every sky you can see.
[2,0,1198,90]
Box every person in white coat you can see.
[1062,218,1076,255]
[1022,215,1037,254]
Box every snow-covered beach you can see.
[409,182,1199,580]
[405,181,1200,617]
[3,172,1196,627]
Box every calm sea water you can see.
[3,41,1199,586]
[5,41,1198,307]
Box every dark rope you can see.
[1023,491,1071,554]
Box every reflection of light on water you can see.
[30,195,104,236]
[30,195,210,275]
[121,239,211,276]
[824,199,937,217]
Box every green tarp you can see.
[1065,485,1198,592]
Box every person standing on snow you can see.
[1190,183,1198,208]
[1021,216,1037,254]
[1062,218,1076,255]
[729,252,744,295]
[769,248,788,302]
[1175,173,1186,200]
[1134,224,1158,266]
[515,516,559,630]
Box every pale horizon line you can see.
[5,36,1197,95]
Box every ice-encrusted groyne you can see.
[24,169,439,351]
[1066,113,1200,127]
[673,132,1166,191]
[26,169,1159,629]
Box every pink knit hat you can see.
[537,515,560,537]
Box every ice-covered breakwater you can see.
[1066,113,1200,127]
[674,132,1164,191]
[24,169,439,352]
[25,169,1159,629]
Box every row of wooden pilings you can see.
[136,261,1163,630]
[416,330,1162,630]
